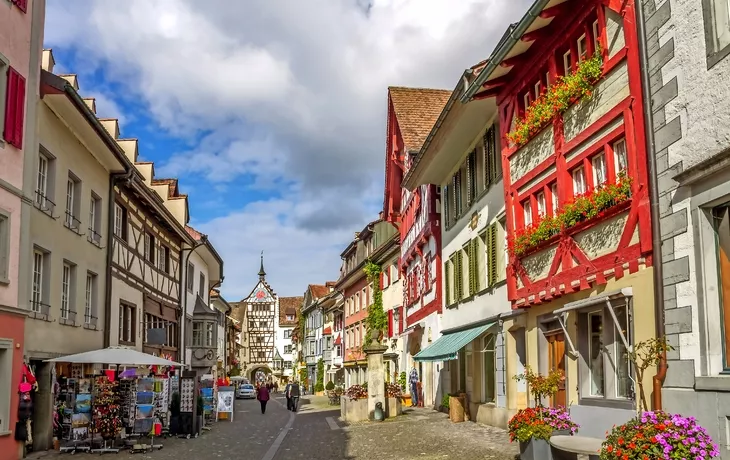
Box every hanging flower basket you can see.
[507,51,604,148]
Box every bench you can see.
[549,435,602,460]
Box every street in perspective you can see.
[2,0,730,459]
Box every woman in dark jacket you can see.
[256,384,270,414]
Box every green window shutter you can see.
[443,185,450,228]
[456,251,463,300]
[445,258,451,305]
[488,224,498,286]
[466,242,473,297]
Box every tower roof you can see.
[258,251,266,278]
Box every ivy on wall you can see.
[363,261,387,345]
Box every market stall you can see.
[46,347,181,454]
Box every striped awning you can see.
[414,322,496,362]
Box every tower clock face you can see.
[256,290,266,299]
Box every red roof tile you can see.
[388,87,452,151]
[278,296,303,326]
[309,284,330,299]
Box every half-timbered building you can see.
[382,87,450,407]
[109,149,193,363]
[462,0,655,436]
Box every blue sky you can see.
[43,0,528,299]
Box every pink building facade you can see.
[0,0,44,458]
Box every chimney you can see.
[42,49,55,73]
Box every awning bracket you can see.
[605,299,632,353]
[556,312,578,359]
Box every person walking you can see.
[409,364,419,407]
[284,382,292,410]
[289,380,300,412]
[257,383,270,414]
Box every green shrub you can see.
[314,382,324,392]
[441,394,450,410]
[325,381,335,391]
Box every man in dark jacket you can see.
[288,381,300,412]
[284,382,292,410]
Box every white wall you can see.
[181,248,210,366]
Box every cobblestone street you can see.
[27,396,518,460]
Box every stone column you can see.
[364,342,388,420]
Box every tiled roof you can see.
[388,87,451,151]
[185,225,204,241]
[278,296,303,326]
[309,284,330,299]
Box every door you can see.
[545,332,566,407]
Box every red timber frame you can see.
[496,0,652,307]
[382,98,443,326]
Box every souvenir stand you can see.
[46,347,181,453]
[177,371,199,439]
[199,375,216,428]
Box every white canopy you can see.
[45,346,182,367]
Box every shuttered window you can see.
[467,149,477,205]
[445,258,452,305]
[3,66,26,149]
[455,250,464,301]
[443,185,450,228]
[467,240,476,297]
[487,223,499,287]
[454,170,463,218]
[483,125,500,187]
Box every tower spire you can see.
[258,250,266,279]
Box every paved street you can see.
[28,396,518,460]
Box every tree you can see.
[363,261,387,345]
[315,358,325,392]
[628,337,673,412]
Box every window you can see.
[61,262,74,321]
[119,302,136,344]
[563,50,573,75]
[88,194,102,245]
[157,244,169,273]
[534,81,541,100]
[613,138,628,174]
[143,232,155,264]
[284,330,291,339]
[592,153,607,187]
[286,315,294,321]
[186,262,195,292]
[453,170,463,218]
[523,200,533,227]
[536,192,546,217]
[192,321,203,347]
[578,301,633,403]
[483,125,500,186]
[467,149,477,205]
[480,222,501,288]
[712,204,730,369]
[85,272,96,325]
[64,175,81,231]
[592,20,600,48]
[483,334,496,403]
[31,249,45,313]
[0,211,9,282]
[113,203,127,240]
[577,34,588,62]
[523,92,531,113]
[572,167,587,196]
[35,150,55,215]
[2,64,26,149]
[703,0,730,67]
[551,183,559,215]
[205,322,214,347]
[199,272,206,297]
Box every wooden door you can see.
[546,332,566,407]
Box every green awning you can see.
[414,322,496,362]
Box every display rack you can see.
[90,375,121,454]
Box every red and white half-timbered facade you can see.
[383,87,451,407]
[464,0,658,437]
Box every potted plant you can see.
[508,367,578,460]
[398,372,411,406]
[169,392,181,435]
[601,411,719,459]
[440,394,450,414]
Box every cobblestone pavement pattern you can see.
[27,395,518,460]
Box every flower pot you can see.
[519,438,552,460]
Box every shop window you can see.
[572,166,587,196]
[523,199,533,227]
[592,152,607,187]
[613,138,628,174]
[577,301,633,404]
[536,191,546,217]
[702,0,730,68]
[482,334,496,403]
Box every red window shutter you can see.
[398,306,404,332]
[11,0,28,13]
[387,310,393,338]
[4,67,26,149]
[379,272,384,290]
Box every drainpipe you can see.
[179,237,208,366]
[104,170,135,348]
[635,0,667,410]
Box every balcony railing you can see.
[59,310,77,326]
[64,212,82,234]
[34,191,56,217]
[29,301,51,321]
[87,228,102,247]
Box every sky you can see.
[43,0,530,299]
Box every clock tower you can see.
[241,254,279,382]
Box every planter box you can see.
[448,395,466,423]
[315,391,325,396]
[385,397,402,418]
[341,398,368,423]
[519,438,551,460]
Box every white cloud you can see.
[44,0,530,297]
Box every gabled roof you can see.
[309,284,330,299]
[279,296,303,326]
[388,87,452,151]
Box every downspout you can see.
[104,170,135,347]
[635,0,667,410]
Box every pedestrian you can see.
[409,364,419,407]
[289,380,300,412]
[257,383,270,414]
[284,382,292,410]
